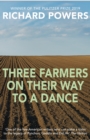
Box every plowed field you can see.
[0,56,90,140]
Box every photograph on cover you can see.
[0,1,90,140]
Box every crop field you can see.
[0,56,90,140]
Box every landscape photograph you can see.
[0,1,90,140]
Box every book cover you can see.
[0,1,90,140]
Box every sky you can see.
[0,1,90,56]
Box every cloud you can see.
[14,33,25,38]
[54,27,61,32]
[0,29,6,35]
[62,34,67,37]
[0,15,90,40]
[84,33,90,36]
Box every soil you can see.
[0,56,90,140]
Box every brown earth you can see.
[0,56,90,140]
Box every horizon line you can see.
[0,55,90,57]
[0,0,90,1]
